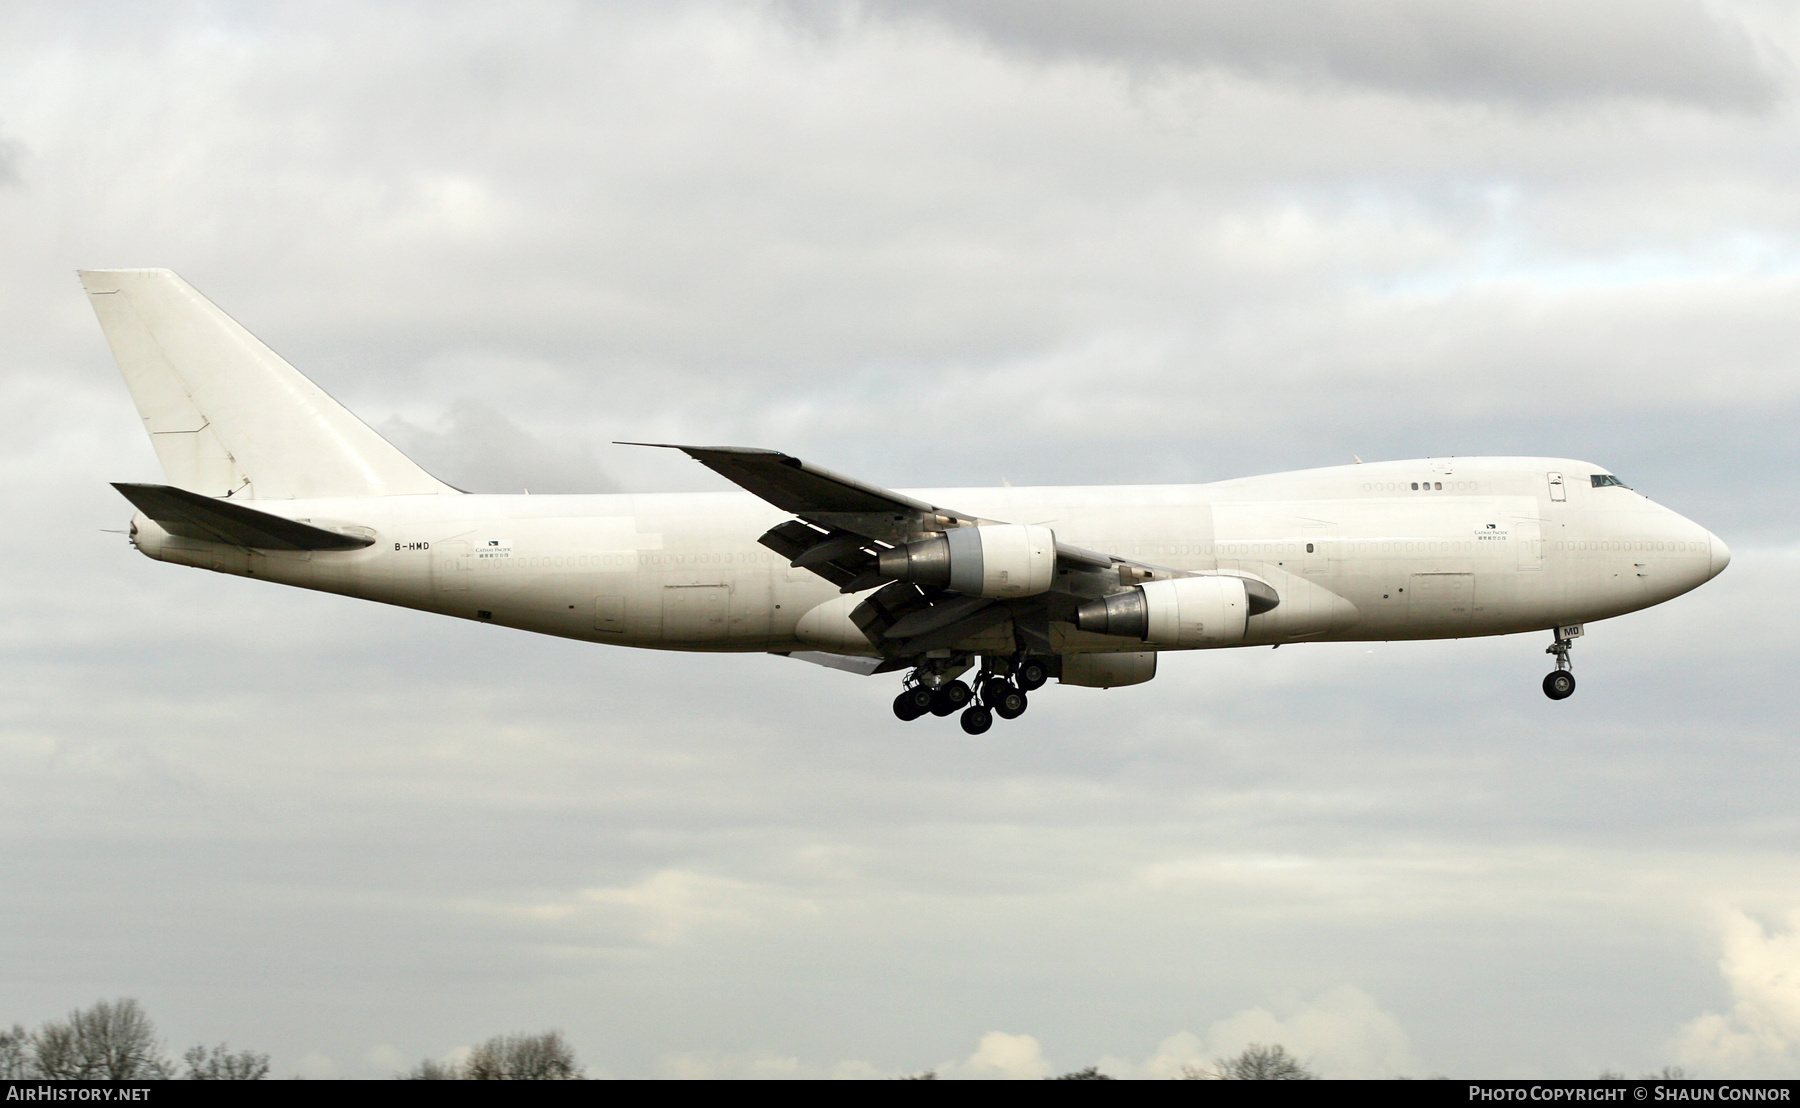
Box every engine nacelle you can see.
[1074,575,1267,647]
[1059,651,1157,688]
[877,524,1056,599]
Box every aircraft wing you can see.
[622,443,995,595]
[631,443,1225,661]
[621,444,982,533]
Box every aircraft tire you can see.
[1017,659,1049,691]
[1542,671,1576,700]
[931,681,972,717]
[993,688,1028,720]
[894,691,928,721]
[902,686,935,715]
[960,705,994,735]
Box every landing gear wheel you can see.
[993,687,1028,720]
[960,704,993,735]
[1016,659,1049,691]
[931,680,972,717]
[893,690,928,721]
[980,677,1012,706]
[1543,671,1576,700]
[899,685,934,717]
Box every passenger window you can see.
[1306,543,1315,553]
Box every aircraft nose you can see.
[1708,531,1731,580]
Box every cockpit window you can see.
[1591,474,1629,488]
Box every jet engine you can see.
[877,524,1056,599]
[1074,575,1275,648]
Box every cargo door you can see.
[430,540,472,593]
[1514,519,1543,571]
[663,584,729,641]
[727,572,772,642]
[1407,572,1475,632]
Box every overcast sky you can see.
[2,0,1798,1079]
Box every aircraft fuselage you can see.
[126,455,1727,657]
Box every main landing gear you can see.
[892,653,1048,732]
[1542,631,1577,700]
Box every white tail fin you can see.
[80,269,455,500]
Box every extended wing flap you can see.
[112,483,375,551]
[756,519,884,591]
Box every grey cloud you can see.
[4,0,1798,1080]
[380,398,616,494]
[0,132,19,187]
[857,0,1784,109]
[1,538,1789,1075]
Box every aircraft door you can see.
[431,540,472,593]
[1515,520,1544,571]
[1301,523,1335,576]
[1407,573,1475,631]
[728,573,772,642]
[1547,472,1566,502]
[663,584,729,641]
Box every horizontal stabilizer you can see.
[113,483,375,551]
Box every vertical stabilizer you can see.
[79,269,455,499]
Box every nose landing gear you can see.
[1543,630,1578,700]
[1542,670,1576,699]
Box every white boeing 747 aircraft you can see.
[85,269,1730,733]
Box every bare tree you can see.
[1181,1043,1317,1080]
[401,1058,463,1080]
[0,1025,30,1079]
[465,1031,579,1080]
[1051,1066,1115,1080]
[402,1031,580,1080]
[30,1000,172,1080]
[183,1043,270,1080]
[29,1019,82,1079]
